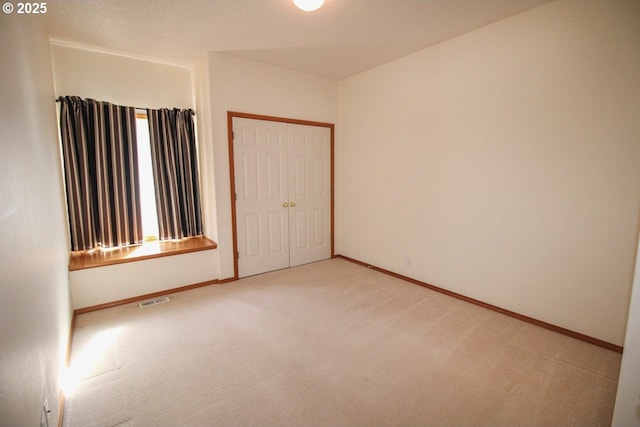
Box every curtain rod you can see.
[55,98,195,114]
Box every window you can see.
[59,97,213,270]
[58,96,203,252]
[135,113,160,240]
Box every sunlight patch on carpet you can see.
[62,327,122,398]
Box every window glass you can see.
[135,115,160,240]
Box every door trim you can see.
[227,111,335,280]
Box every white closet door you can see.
[234,118,290,277]
[233,117,331,278]
[287,124,331,267]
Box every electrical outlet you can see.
[40,398,50,427]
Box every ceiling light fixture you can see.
[293,0,325,12]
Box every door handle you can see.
[282,202,289,208]
[290,202,296,207]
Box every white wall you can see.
[205,53,338,279]
[51,44,193,109]
[0,16,72,427]
[336,0,640,346]
[70,250,218,309]
[613,232,640,425]
[50,45,219,308]
[193,56,219,250]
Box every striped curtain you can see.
[147,108,203,240]
[59,96,142,251]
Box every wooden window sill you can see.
[68,236,217,271]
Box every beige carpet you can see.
[62,258,621,427]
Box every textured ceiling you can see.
[44,0,550,80]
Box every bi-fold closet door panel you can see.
[233,117,331,278]
[234,118,289,277]
[287,124,332,268]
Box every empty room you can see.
[1,0,639,426]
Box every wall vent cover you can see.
[139,296,171,308]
